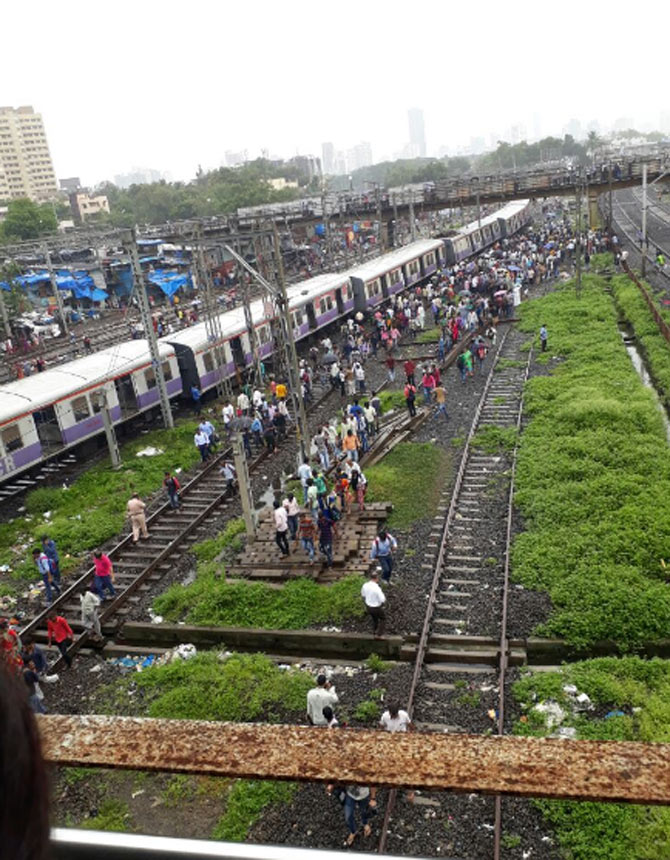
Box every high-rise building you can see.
[407,108,426,158]
[321,142,335,175]
[346,142,373,172]
[113,167,164,188]
[0,106,58,202]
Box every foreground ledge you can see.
[39,715,670,805]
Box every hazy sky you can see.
[5,0,668,186]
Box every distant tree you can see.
[0,198,58,240]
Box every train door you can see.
[335,288,345,315]
[305,302,317,330]
[115,374,138,416]
[32,406,61,451]
[380,274,389,298]
[230,336,246,368]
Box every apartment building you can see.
[0,106,59,201]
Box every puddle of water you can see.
[256,470,291,511]
[619,325,670,443]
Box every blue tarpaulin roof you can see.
[6,269,105,301]
[148,268,193,297]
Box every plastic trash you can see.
[605,710,625,719]
[575,692,592,709]
[141,656,156,668]
[135,446,164,457]
[562,684,578,695]
[533,700,566,729]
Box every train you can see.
[0,199,531,484]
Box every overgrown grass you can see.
[0,420,203,587]
[95,651,308,840]
[365,442,450,528]
[212,781,298,842]
[79,799,132,832]
[514,275,670,649]
[154,573,365,629]
[513,658,670,859]
[415,326,441,343]
[106,652,313,722]
[471,425,517,454]
[377,389,408,413]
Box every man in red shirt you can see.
[403,359,415,386]
[93,550,116,600]
[421,369,436,405]
[0,618,22,673]
[47,611,74,668]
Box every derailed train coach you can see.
[0,342,181,479]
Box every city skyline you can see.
[3,0,669,188]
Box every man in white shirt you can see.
[273,500,290,556]
[222,402,235,433]
[361,570,386,637]
[194,429,210,462]
[297,458,313,505]
[237,391,250,414]
[306,673,339,725]
[380,702,415,802]
[380,702,413,733]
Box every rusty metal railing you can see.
[39,715,670,805]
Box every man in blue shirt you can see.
[191,384,202,415]
[32,547,61,604]
[41,534,61,588]
[370,530,398,583]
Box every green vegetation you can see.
[353,688,385,722]
[79,799,132,832]
[377,389,407,413]
[612,274,670,405]
[514,275,670,648]
[104,652,313,722]
[155,573,365,629]
[495,358,525,371]
[501,833,522,850]
[471,425,517,454]
[455,690,481,707]
[591,251,615,272]
[0,421,203,588]
[366,653,392,673]
[0,198,57,241]
[415,326,441,343]
[513,658,670,859]
[211,780,298,842]
[365,442,450,528]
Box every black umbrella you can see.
[322,351,338,365]
[229,416,254,432]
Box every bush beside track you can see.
[514,274,670,649]
[513,657,670,859]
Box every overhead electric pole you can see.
[575,180,583,299]
[0,287,11,339]
[194,230,233,402]
[100,390,122,469]
[122,228,174,429]
[641,162,648,277]
[41,243,69,338]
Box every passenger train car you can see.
[0,200,531,484]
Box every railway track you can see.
[378,328,531,859]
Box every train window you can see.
[90,389,104,413]
[391,268,401,283]
[145,368,157,389]
[326,295,334,310]
[203,351,214,372]
[425,253,435,266]
[407,261,419,277]
[293,309,304,328]
[346,284,353,300]
[258,325,270,345]
[161,361,173,382]
[72,396,90,422]
[1,423,23,452]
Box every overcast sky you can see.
[5,0,668,186]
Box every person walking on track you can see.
[432,384,449,421]
[80,588,103,640]
[163,471,181,509]
[540,324,548,352]
[93,550,116,600]
[361,570,386,637]
[273,500,290,557]
[32,548,61,605]
[306,673,339,725]
[46,611,74,668]
[370,530,398,583]
[126,494,149,542]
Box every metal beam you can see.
[41,243,70,337]
[39,715,670,805]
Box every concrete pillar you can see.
[588,190,601,229]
